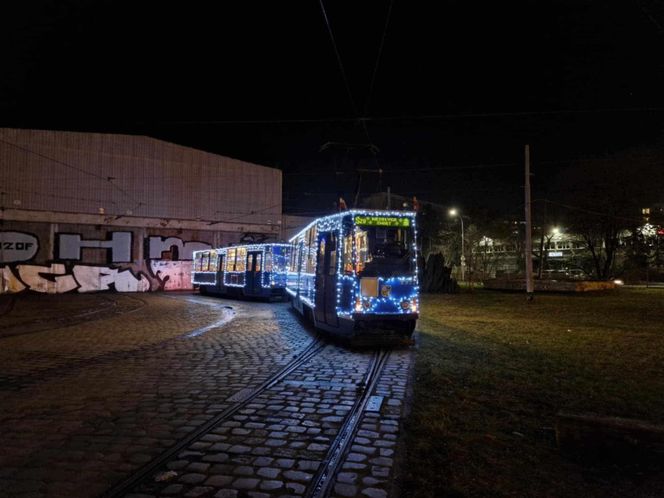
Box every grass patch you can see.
[400,288,664,497]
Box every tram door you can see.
[315,231,339,327]
[246,251,262,295]
[216,254,224,289]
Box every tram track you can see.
[306,349,392,498]
[0,294,147,339]
[0,295,231,390]
[101,336,325,498]
[102,340,392,498]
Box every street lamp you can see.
[449,208,465,282]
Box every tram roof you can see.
[288,209,417,243]
[193,242,291,256]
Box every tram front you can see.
[344,211,420,336]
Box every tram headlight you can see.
[355,297,363,312]
[400,298,418,312]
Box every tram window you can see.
[255,253,262,272]
[343,234,353,273]
[355,229,371,273]
[236,247,247,272]
[298,242,305,273]
[201,252,210,271]
[306,234,316,274]
[264,251,272,272]
[354,225,413,275]
[209,251,218,272]
[226,248,236,271]
[329,236,337,276]
[317,236,326,275]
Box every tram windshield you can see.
[349,224,414,276]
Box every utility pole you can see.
[525,144,534,300]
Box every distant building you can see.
[0,128,283,293]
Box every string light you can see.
[192,243,291,292]
[286,209,420,323]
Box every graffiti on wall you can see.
[0,231,39,263]
[57,232,132,263]
[0,230,213,294]
[146,236,211,260]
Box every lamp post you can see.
[449,208,465,282]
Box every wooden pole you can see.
[525,145,534,300]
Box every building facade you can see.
[0,128,283,293]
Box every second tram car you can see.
[192,243,291,299]
[287,210,419,336]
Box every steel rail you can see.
[305,349,391,498]
[100,336,325,498]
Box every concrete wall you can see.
[0,129,284,293]
[0,128,281,226]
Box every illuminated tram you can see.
[192,243,291,299]
[287,210,419,336]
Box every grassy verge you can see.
[400,288,664,497]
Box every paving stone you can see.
[204,475,234,487]
[351,444,377,455]
[253,456,274,467]
[285,482,306,494]
[227,445,251,454]
[185,486,214,497]
[179,473,207,485]
[233,466,255,476]
[336,471,358,484]
[186,462,210,473]
[232,477,259,490]
[259,480,285,491]
[203,453,230,463]
[214,490,238,498]
[296,460,320,471]
[265,439,287,447]
[346,453,368,462]
[282,470,312,482]
[256,467,280,479]
[362,487,388,498]
[334,483,358,497]
[362,476,385,486]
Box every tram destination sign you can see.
[354,215,411,227]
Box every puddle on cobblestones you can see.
[185,308,236,338]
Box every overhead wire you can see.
[152,106,664,126]
[364,0,395,116]
[317,0,385,200]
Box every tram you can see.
[287,210,419,336]
[192,243,291,299]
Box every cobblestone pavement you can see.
[0,292,414,498]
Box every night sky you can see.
[2,1,664,217]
